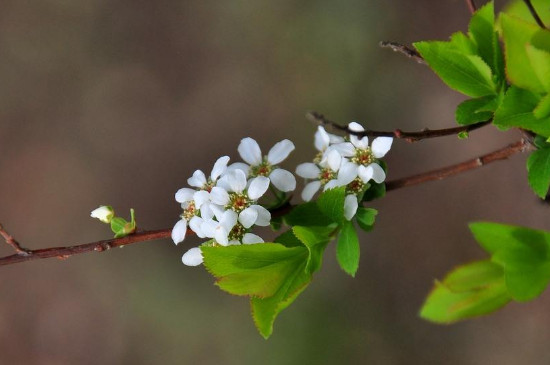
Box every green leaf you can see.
[355,207,378,232]
[317,186,346,224]
[534,93,550,119]
[500,14,545,93]
[202,244,307,298]
[449,32,476,55]
[274,230,303,248]
[469,222,550,302]
[455,96,495,125]
[493,86,550,137]
[527,148,550,198]
[414,41,496,97]
[469,1,496,73]
[361,182,386,202]
[292,225,334,273]
[251,263,311,339]
[503,0,550,28]
[336,221,360,277]
[526,44,550,92]
[283,201,334,227]
[420,261,511,324]
[532,29,550,52]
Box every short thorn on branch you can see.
[379,41,426,64]
[306,111,491,142]
[0,224,32,256]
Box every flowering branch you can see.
[306,111,491,142]
[0,139,528,267]
[379,41,426,64]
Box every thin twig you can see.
[386,140,528,191]
[522,0,547,29]
[0,225,31,256]
[306,111,491,142]
[0,141,529,267]
[379,41,426,64]
[465,0,476,14]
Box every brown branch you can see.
[379,41,426,64]
[465,0,476,14]
[386,140,528,191]
[0,224,32,256]
[522,0,547,29]
[0,140,529,267]
[306,111,491,142]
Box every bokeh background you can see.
[1,0,550,364]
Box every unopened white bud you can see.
[90,206,114,223]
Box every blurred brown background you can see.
[1,0,549,364]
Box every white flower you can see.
[231,137,296,192]
[315,126,344,152]
[171,219,188,245]
[344,194,359,220]
[296,149,346,201]
[182,247,203,266]
[90,206,114,223]
[187,156,230,190]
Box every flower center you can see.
[203,180,215,193]
[228,223,246,242]
[227,193,250,213]
[181,201,197,220]
[313,151,324,164]
[319,168,335,185]
[351,148,374,166]
[251,161,272,177]
[346,177,365,194]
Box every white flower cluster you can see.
[296,122,393,220]
[172,138,296,266]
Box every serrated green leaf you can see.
[526,44,550,92]
[202,244,307,297]
[336,221,360,277]
[274,230,303,248]
[493,86,550,137]
[355,207,377,232]
[503,0,550,28]
[500,14,545,93]
[317,186,346,224]
[414,41,496,98]
[283,201,334,227]
[292,225,334,273]
[469,1,496,73]
[444,260,504,292]
[449,32,476,55]
[534,93,550,119]
[527,148,550,198]
[420,263,511,324]
[455,96,495,125]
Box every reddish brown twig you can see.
[386,140,528,191]
[465,0,476,14]
[379,41,426,64]
[0,224,32,256]
[0,141,529,267]
[306,111,491,142]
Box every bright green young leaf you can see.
[355,207,377,232]
[493,86,550,137]
[420,261,511,324]
[503,0,550,28]
[274,230,303,248]
[449,32,476,55]
[317,186,346,224]
[292,225,335,273]
[526,44,550,92]
[534,93,550,119]
[283,201,334,227]
[469,1,496,72]
[336,221,360,277]
[500,14,545,93]
[251,263,311,339]
[202,244,307,298]
[527,147,550,199]
[532,29,550,52]
[455,96,495,125]
[414,41,496,98]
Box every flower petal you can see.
[239,207,258,228]
[210,156,230,181]
[201,203,215,220]
[251,205,271,226]
[328,133,345,144]
[226,162,250,176]
[187,170,207,188]
[171,219,187,245]
[357,165,374,183]
[370,163,386,183]
[314,126,331,151]
[348,122,368,149]
[302,181,321,201]
[248,176,270,200]
[269,169,296,192]
[220,210,238,231]
[325,149,342,171]
[214,226,229,246]
[189,216,205,238]
[344,195,358,220]
[175,188,196,203]
[200,219,217,238]
[182,247,203,266]
[228,169,248,193]
[238,137,262,165]
[296,163,320,179]
[371,137,393,158]
[210,187,230,205]
[323,179,340,191]
[267,139,295,164]
[193,190,210,208]
[338,162,358,185]
[348,121,365,133]
[329,142,355,157]
[210,204,225,221]
[242,233,264,244]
